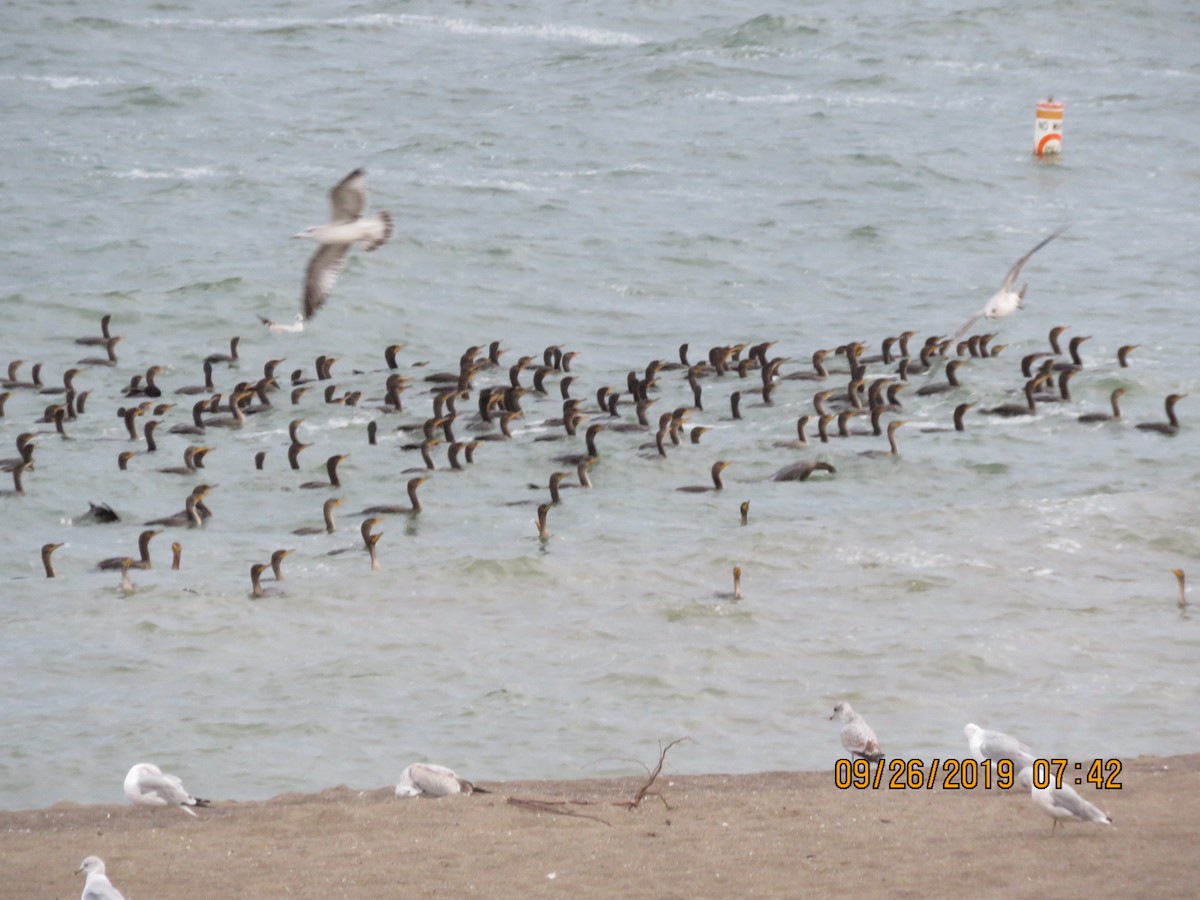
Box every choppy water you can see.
[2,1,1198,809]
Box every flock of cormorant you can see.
[0,203,1186,600]
[0,304,1184,600]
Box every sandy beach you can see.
[4,752,1197,899]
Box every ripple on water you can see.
[661,599,754,622]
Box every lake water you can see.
[1,0,1198,809]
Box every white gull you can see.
[396,762,487,798]
[951,227,1067,343]
[75,856,126,900]
[123,762,210,817]
[1018,766,1113,830]
[964,722,1036,770]
[259,312,305,334]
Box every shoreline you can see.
[3,751,1197,898]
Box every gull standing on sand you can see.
[950,227,1067,343]
[294,168,393,319]
[75,856,126,900]
[829,702,885,762]
[259,312,305,334]
[123,762,210,817]
[396,763,488,798]
[1018,767,1113,830]
[964,723,1036,770]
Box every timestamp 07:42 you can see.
[833,757,1123,791]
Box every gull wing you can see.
[949,310,984,346]
[303,243,351,318]
[329,168,368,222]
[398,762,471,797]
[1001,226,1067,291]
[842,720,881,757]
[135,766,191,805]
[1046,784,1110,823]
[83,879,127,900]
[408,762,465,796]
[979,729,1034,765]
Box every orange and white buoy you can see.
[1034,98,1063,156]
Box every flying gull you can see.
[294,168,393,319]
[123,761,210,817]
[395,762,488,798]
[830,701,885,762]
[75,856,127,900]
[950,227,1067,344]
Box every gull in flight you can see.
[395,762,488,798]
[1018,766,1113,830]
[951,227,1067,344]
[123,762,210,817]
[259,312,305,334]
[294,168,393,319]
[830,701,885,762]
[75,856,126,900]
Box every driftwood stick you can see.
[617,737,691,811]
[506,796,612,827]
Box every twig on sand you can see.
[506,797,612,827]
[616,737,692,811]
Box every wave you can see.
[718,13,820,47]
[702,90,812,105]
[115,167,217,181]
[404,15,644,47]
[167,276,242,294]
[0,73,119,90]
[129,12,645,47]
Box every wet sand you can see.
[5,752,1197,899]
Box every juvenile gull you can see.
[294,168,393,318]
[951,227,1067,343]
[75,856,126,900]
[830,701,884,762]
[123,762,210,817]
[964,723,1036,770]
[396,762,487,798]
[1018,767,1113,830]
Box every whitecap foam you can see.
[115,166,216,180]
[702,90,813,105]
[135,13,645,46]
[2,73,117,90]
[434,16,645,47]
